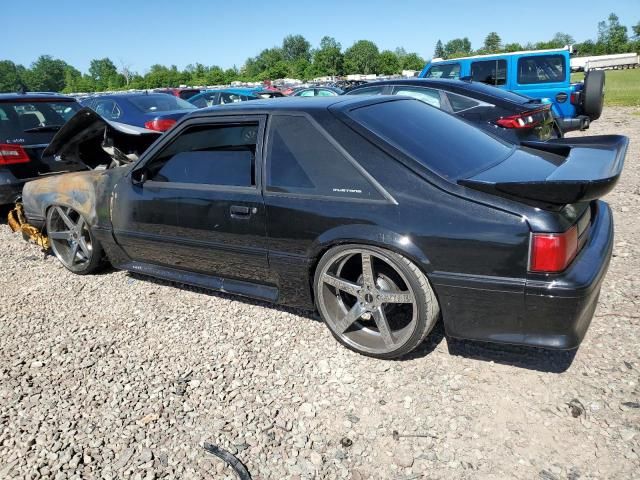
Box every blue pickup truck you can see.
[419,47,605,133]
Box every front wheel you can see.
[314,245,440,359]
[46,205,104,274]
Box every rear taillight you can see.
[496,109,545,129]
[144,119,177,132]
[0,144,30,165]
[529,225,578,273]
[570,92,581,105]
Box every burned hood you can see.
[43,107,161,170]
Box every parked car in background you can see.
[81,93,197,131]
[0,92,83,204]
[154,88,201,100]
[420,47,605,133]
[346,78,559,143]
[19,96,626,359]
[292,86,343,97]
[188,88,256,108]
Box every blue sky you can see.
[1,0,638,74]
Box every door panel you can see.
[111,115,269,282]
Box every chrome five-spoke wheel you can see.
[46,206,103,274]
[315,245,439,358]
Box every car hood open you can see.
[43,107,162,170]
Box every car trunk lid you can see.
[458,134,627,208]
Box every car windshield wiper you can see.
[23,125,64,133]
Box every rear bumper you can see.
[432,201,613,349]
[557,115,590,133]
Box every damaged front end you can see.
[42,107,162,170]
[8,108,161,247]
[8,203,49,250]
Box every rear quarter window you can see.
[517,55,566,84]
[266,115,384,200]
[348,99,513,181]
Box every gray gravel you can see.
[1,107,639,479]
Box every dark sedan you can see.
[20,96,625,359]
[0,92,84,204]
[80,93,197,132]
[345,78,560,142]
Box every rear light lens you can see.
[0,144,30,165]
[529,225,578,273]
[144,119,177,132]
[496,109,545,129]
[570,92,581,105]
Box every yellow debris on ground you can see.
[7,204,50,250]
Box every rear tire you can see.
[582,70,605,121]
[46,205,104,275]
[314,244,440,359]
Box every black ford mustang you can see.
[21,97,626,359]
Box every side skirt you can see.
[118,260,280,303]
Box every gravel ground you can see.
[0,107,639,480]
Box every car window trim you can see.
[133,114,267,193]
[262,112,396,205]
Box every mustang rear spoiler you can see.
[459,135,628,206]
[43,108,161,170]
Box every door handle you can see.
[230,205,254,219]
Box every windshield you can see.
[348,99,513,180]
[128,95,197,113]
[0,100,81,139]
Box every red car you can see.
[154,88,201,100]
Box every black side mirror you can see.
[131,168,147,185]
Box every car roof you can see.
[85,92,173,100]
[0,92,76,102]
[190,95,397,117]
[348,78,531,103]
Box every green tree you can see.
[444,38,472,58]
[24,55,68,92]
[282,34,311,63]
[483,32,502,54]
[0,60,23,92]
[400,52,425,71]
[378,50,400,75]
[89,58,121,90]
[434,40,445,58]
[343,40,380,74]
[313,36,344,76]
[633,21,640,39]
[503,42,524,52]
[597,13,629,53]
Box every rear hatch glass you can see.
[347,99,514,180]
[0,100,81,143]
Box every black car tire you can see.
[314,244,440,359]
[582,70,605,121]
[46,205,104,275]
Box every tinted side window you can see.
[517,55,566,84]
[147,123,258,187]
[471,60,507,86]
[347,86,386,96]
[425,63,460,79]
[266,115,383,200]
[446,92,485,112]
[392,86,441,108]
